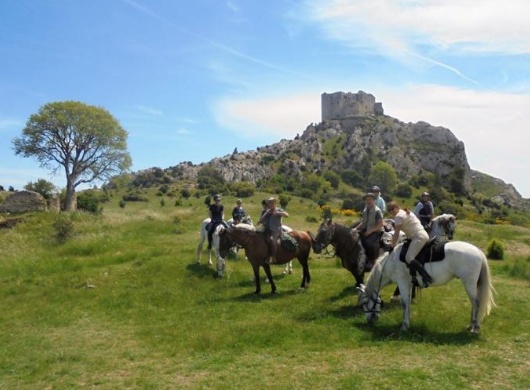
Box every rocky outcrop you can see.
[471,170,530,210]
[0,191,47,213]
[127,91,530,209]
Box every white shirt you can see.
[394,209,426,238]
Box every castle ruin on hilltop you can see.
[321,91,384,121]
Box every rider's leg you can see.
[268,230,280,264]
[207,222,218,250]
[405,232,431,287]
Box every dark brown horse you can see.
[312,219,367,288]
[219,227,312,295]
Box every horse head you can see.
[435,214,457,240]
[218,228,235,258]
[359,284,382,324]
[313,218,334,254]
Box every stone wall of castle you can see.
[321,91,384,121]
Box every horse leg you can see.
[262,264,276,295]
[398,279,412,331]
[196,241,203,265]
[253,265,261,295]
[463,280,479,333]
[214,248,224,278]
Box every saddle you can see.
[399,237,446,265]
[280,233,298,253]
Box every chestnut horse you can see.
[219,227,312,295]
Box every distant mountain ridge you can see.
[134,91,528,211]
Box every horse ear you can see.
[327,218,333,225]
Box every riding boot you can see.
[409,259,433,288]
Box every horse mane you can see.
[332,223,362,256]
[364,252,390,296]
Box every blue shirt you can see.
[375,196,386,214]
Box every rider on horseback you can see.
[232,199,246,225]
[387,201,433,288]
[258,197,289,264]
[354,193,384,271]
[207,194,228,250]
[413,192,435,231]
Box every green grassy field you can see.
[1,190,530,389]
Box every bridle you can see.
[314,223,336,256]
[362,257,389,316]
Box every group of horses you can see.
[195,213,495,333]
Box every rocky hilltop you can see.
[134,91,527,209]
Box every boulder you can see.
[0,191,47,213]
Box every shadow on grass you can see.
[186,263,216,278]
[357,322,479,345]
[329,286,358,302]
[228,289,300,303]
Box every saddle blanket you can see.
[399,237,446,265]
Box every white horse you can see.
[430,214,457,240]
[196,217,254,277]
[360,241,495,333]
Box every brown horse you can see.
[312,219,367,289]
[219,227,312,295]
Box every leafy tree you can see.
[341,169,365,189]
[279,195,290,209]
[369,161,397,194]
[324,170,341,189]
[229,182,256,198]
[13,101,131,211]
[449,167,466,195]
[394,182,413,198]
[24,179,56,199]
[8,186,15,192]
[0,185,4,191]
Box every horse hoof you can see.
[265,278,270,284]
[282,270,287,275]
[399,323,409,332]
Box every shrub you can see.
[394,183,413,198]
[119,200,126,208]
[53,214,74,244]
[175,198,182,207]
[279,195,290,209]
[321,205,333,219]
[230,182,256,198]
[438,200,466,218]
[160,198,166,207]
[122,194,148,202]
[487,239,504,260]
[204,196,211,206]
[77,191,103,214]
[159,184,169,194]
[305,215,319,223]
[24,179,56,199]
[173,216,182,224]
[342,193,365,212]
[181,188,191,199]
[324,171,341,189]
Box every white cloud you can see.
[135,105,163,116]
[305,0,530,55]
[214,85,530,197]
[214,93,320,139]
[176,127,194,135]
[0,119,23,131]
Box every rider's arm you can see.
[366,218,383,236]
[355,220,365,231]
[258,209,269,224]
[413,203,422,216]
[392,224,402,247]
[275,210,289,217]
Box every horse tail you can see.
[477,251,496,322]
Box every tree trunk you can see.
[64,179,77,211]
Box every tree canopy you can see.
[13,101,131,210]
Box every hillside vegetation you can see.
[1,188,530,389]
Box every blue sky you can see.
[1,0,529,196]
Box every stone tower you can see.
[321,91,384,121]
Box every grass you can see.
[1,190,530,389]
